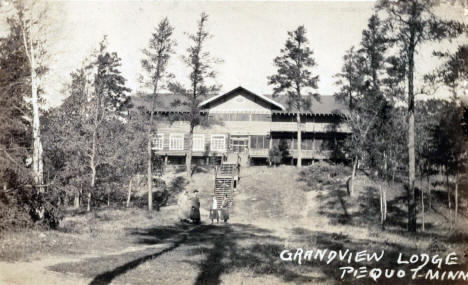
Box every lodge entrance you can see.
[230,136,249,153]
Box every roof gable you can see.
[130,87,346,115]
[199,86,285,111]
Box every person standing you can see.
[210,195,219,224]
[189,189,201,224]
[177,190,189,222]
[221,193,230,223]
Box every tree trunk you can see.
[383,151,388,181]
[87,192,91,212]
[379,185,384,229]
[147,76,159,211]
[89,134,96,212]
[147,138,153,211]
[380,185,387,230]
[30,44,44,192]
[455,171,459,225]
[74,190,80,209]
[350,157,358,196]
[186,127,194,178]
[296,112,302,167]
[421,177,425,232]
[427,174,432,211]
[407,34,417,232]
[21,19,44,193]
[126,176,133,208]
[107,184,110,207]
[446,170,451,209]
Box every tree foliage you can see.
[168,13,221,177]
[140,18,175,210]
[268,25,320,167]
[377,0,466,232]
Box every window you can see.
[169,134,184,150]
[152,134,164,150]
[250,135,270,149]
[192,134,205,151]
[211,135,226,151]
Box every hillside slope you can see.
[186,164,468,255]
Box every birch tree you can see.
[13,0,51,191]
[269,25,320,167]
[168,13,221,177]
[377,0,466,232]
[140,18,175,211]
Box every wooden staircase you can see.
[214,155,240,207]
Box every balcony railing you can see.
[270,122,349,133]
[270,122,304,132]
[289,150,333,159]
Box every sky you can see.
[1,0,467,107]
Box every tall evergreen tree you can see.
[86,37,131,211]
[0,17,31,189]
[377,0,466,232]
[268,25,320,167]
[334,15,391,195]
[334,47,366,110]
[168,13,220,177]
[140,18,175,211]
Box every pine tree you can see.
[334,47,366,110]
[268,25,320,167]
[86,37,131,211]
[168,13,220,178]
[377,0,466,232]
[140,18,175,211]
[0,17,31,189]
[334,14,391,196]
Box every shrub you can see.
[0,187,63,232]
[268,139,290,166]
[298,161,351,191]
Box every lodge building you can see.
[132,86,349,166]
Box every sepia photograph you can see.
[0,0,467,284]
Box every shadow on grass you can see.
[88,240,184,285]
[297,167,411,232]
[48,218,468,285]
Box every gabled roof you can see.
[198,86,286,111]
[130,87,346,115]
[131,93,189,113]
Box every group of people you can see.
[210,194,230,224]
[177,189,230,224]
[177,189,201,224]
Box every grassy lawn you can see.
[1,164,467,284]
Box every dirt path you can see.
[0,222,206,285]
[0,242,176,285]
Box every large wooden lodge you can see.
[132,86,349,166]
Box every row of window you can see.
[152,134,226,151]
[210,113,271,122]
[272,138,328,151]
[250,135,270,149]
